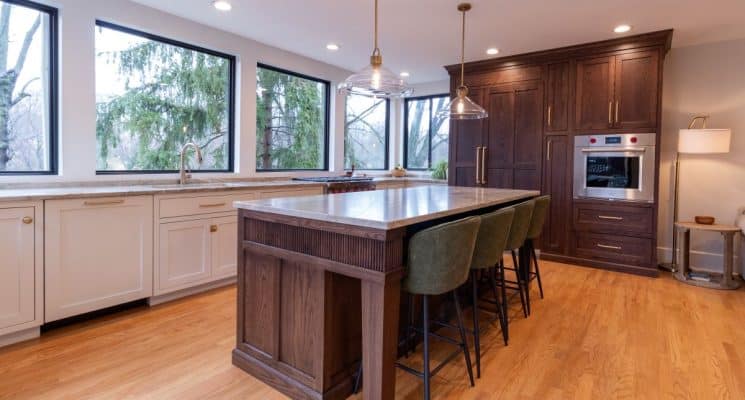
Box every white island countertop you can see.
[234,185,539,230]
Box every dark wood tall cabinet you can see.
[446,30,672,276]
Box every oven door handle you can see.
[580,147,646,153]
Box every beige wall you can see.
[659,38,745,274]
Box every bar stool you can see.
[468,207,514,378]
[396,216,481,400]
[523,195,551,301]
[501,200,535,318]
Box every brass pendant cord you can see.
[460,8,466,87]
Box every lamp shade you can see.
[678,128,731,154]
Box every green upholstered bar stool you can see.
[523,195,551,300]
[396,216,481,400]
[468,207,515,378]
[500,200,536,318]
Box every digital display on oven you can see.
[586,157,640,189]
[605,137,622,144]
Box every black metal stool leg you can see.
[511,250,528,318]
[407,292,416,356]
[532,244,544,299]
[489,266,508,346]
[520,246,532,316]
[498,261,509,343]
[452,291,475,387]
[470,270,481,378]
[422,295,431,400]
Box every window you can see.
[95,21,235,173]
[0,0,57,175]
[404,95,450,170]
[256,64,329,171]
[344,94,389,170]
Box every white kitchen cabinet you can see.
[211,215,238,279]
[44,196,153,322]
[158,219,212,292]
[0,203,43,340]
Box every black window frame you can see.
[0,0,58,176]
[343,95,390,171]
[94,20,237,175]
[255,63,331,172]
[403,93,450,171]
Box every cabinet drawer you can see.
[160,192,257,219]
[574,202,653,236]
[574,232,653,267]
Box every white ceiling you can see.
[131,0,745,83]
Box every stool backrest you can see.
[471,208,515,270]
[405,216,482,295]
[505,200,536,251]
[526,195,551,240]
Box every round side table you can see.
[674,222,742,290]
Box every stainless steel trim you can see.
[581,147,646,153]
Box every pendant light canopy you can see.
[439,3,488,120]
[338,0,412,98]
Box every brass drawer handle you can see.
[481,147,487,185]
[615,100,620,124]
[598,215,624,221]
[547,105,552,128]
[475,147,482,185]
[210,225,218,233]
[608,101,613,125]
[22,216,33,224]
[84,199,125,206]
[199,202,227,208]
[597,243,622,250]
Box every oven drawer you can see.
[574,232,653,267]
[573,202,654,236]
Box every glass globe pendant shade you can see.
[439,85,488,120]
[339,51,413,98]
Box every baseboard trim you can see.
[0,327,40,348]
[540,252,659,277]
[148,277,237,306]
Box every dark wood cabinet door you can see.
[614,50,659,129]
[545,62,570,132]
[448,88,485,187]
[541,135,570,254]
[484,85,515,171]
[513,81,543,189]
[575,56,614,130]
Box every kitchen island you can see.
[233,186,538,400]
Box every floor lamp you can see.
[659,115,731,272]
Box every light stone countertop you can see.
[234,185,539,230]
[0,177,444,202]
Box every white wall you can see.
[1,0,353,184]
[659,38,745,274]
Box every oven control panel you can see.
[576,133,656,148]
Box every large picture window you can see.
[95,21,235,173]
[256,64,329,171]
[344,94,388,170]
[404,95,450,170]
[0,0,57,175]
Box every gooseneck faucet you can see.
[179,142,203,185]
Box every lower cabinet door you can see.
[210,216,238,279]
[157,219,212,294]
[0,207,36,331]
[45,196,153,322]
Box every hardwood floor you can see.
[1,261,744,399]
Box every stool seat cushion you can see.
[404,216,481,295]
[471,208,515,270]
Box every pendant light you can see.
[440,3,488,120]
[338,0,412,98]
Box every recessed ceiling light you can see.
[486,48,499,55]
[400,71,410,78]
[614,24,632,33]
[212,0,232,11]
[326,43,340,51]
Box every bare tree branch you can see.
[13,15,41,76]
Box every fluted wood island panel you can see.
[233,186,538,400]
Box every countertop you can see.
[0,177,444,202]
[234,185,539,230]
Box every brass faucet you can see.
[179,142,203,185]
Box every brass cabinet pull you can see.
[615,100,620,124]
[597,243,622,250]
[598,215,624,221]
[199,202,227,208]
[547,140,552,161]
[475,147,482,185]
[84,199,125,206]
[210,225,218,233]
[22,216,33,224]
[481,147,487,185]
[608,101,613,125]
[547,105,552,128]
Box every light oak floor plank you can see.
[1,261,743,399]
